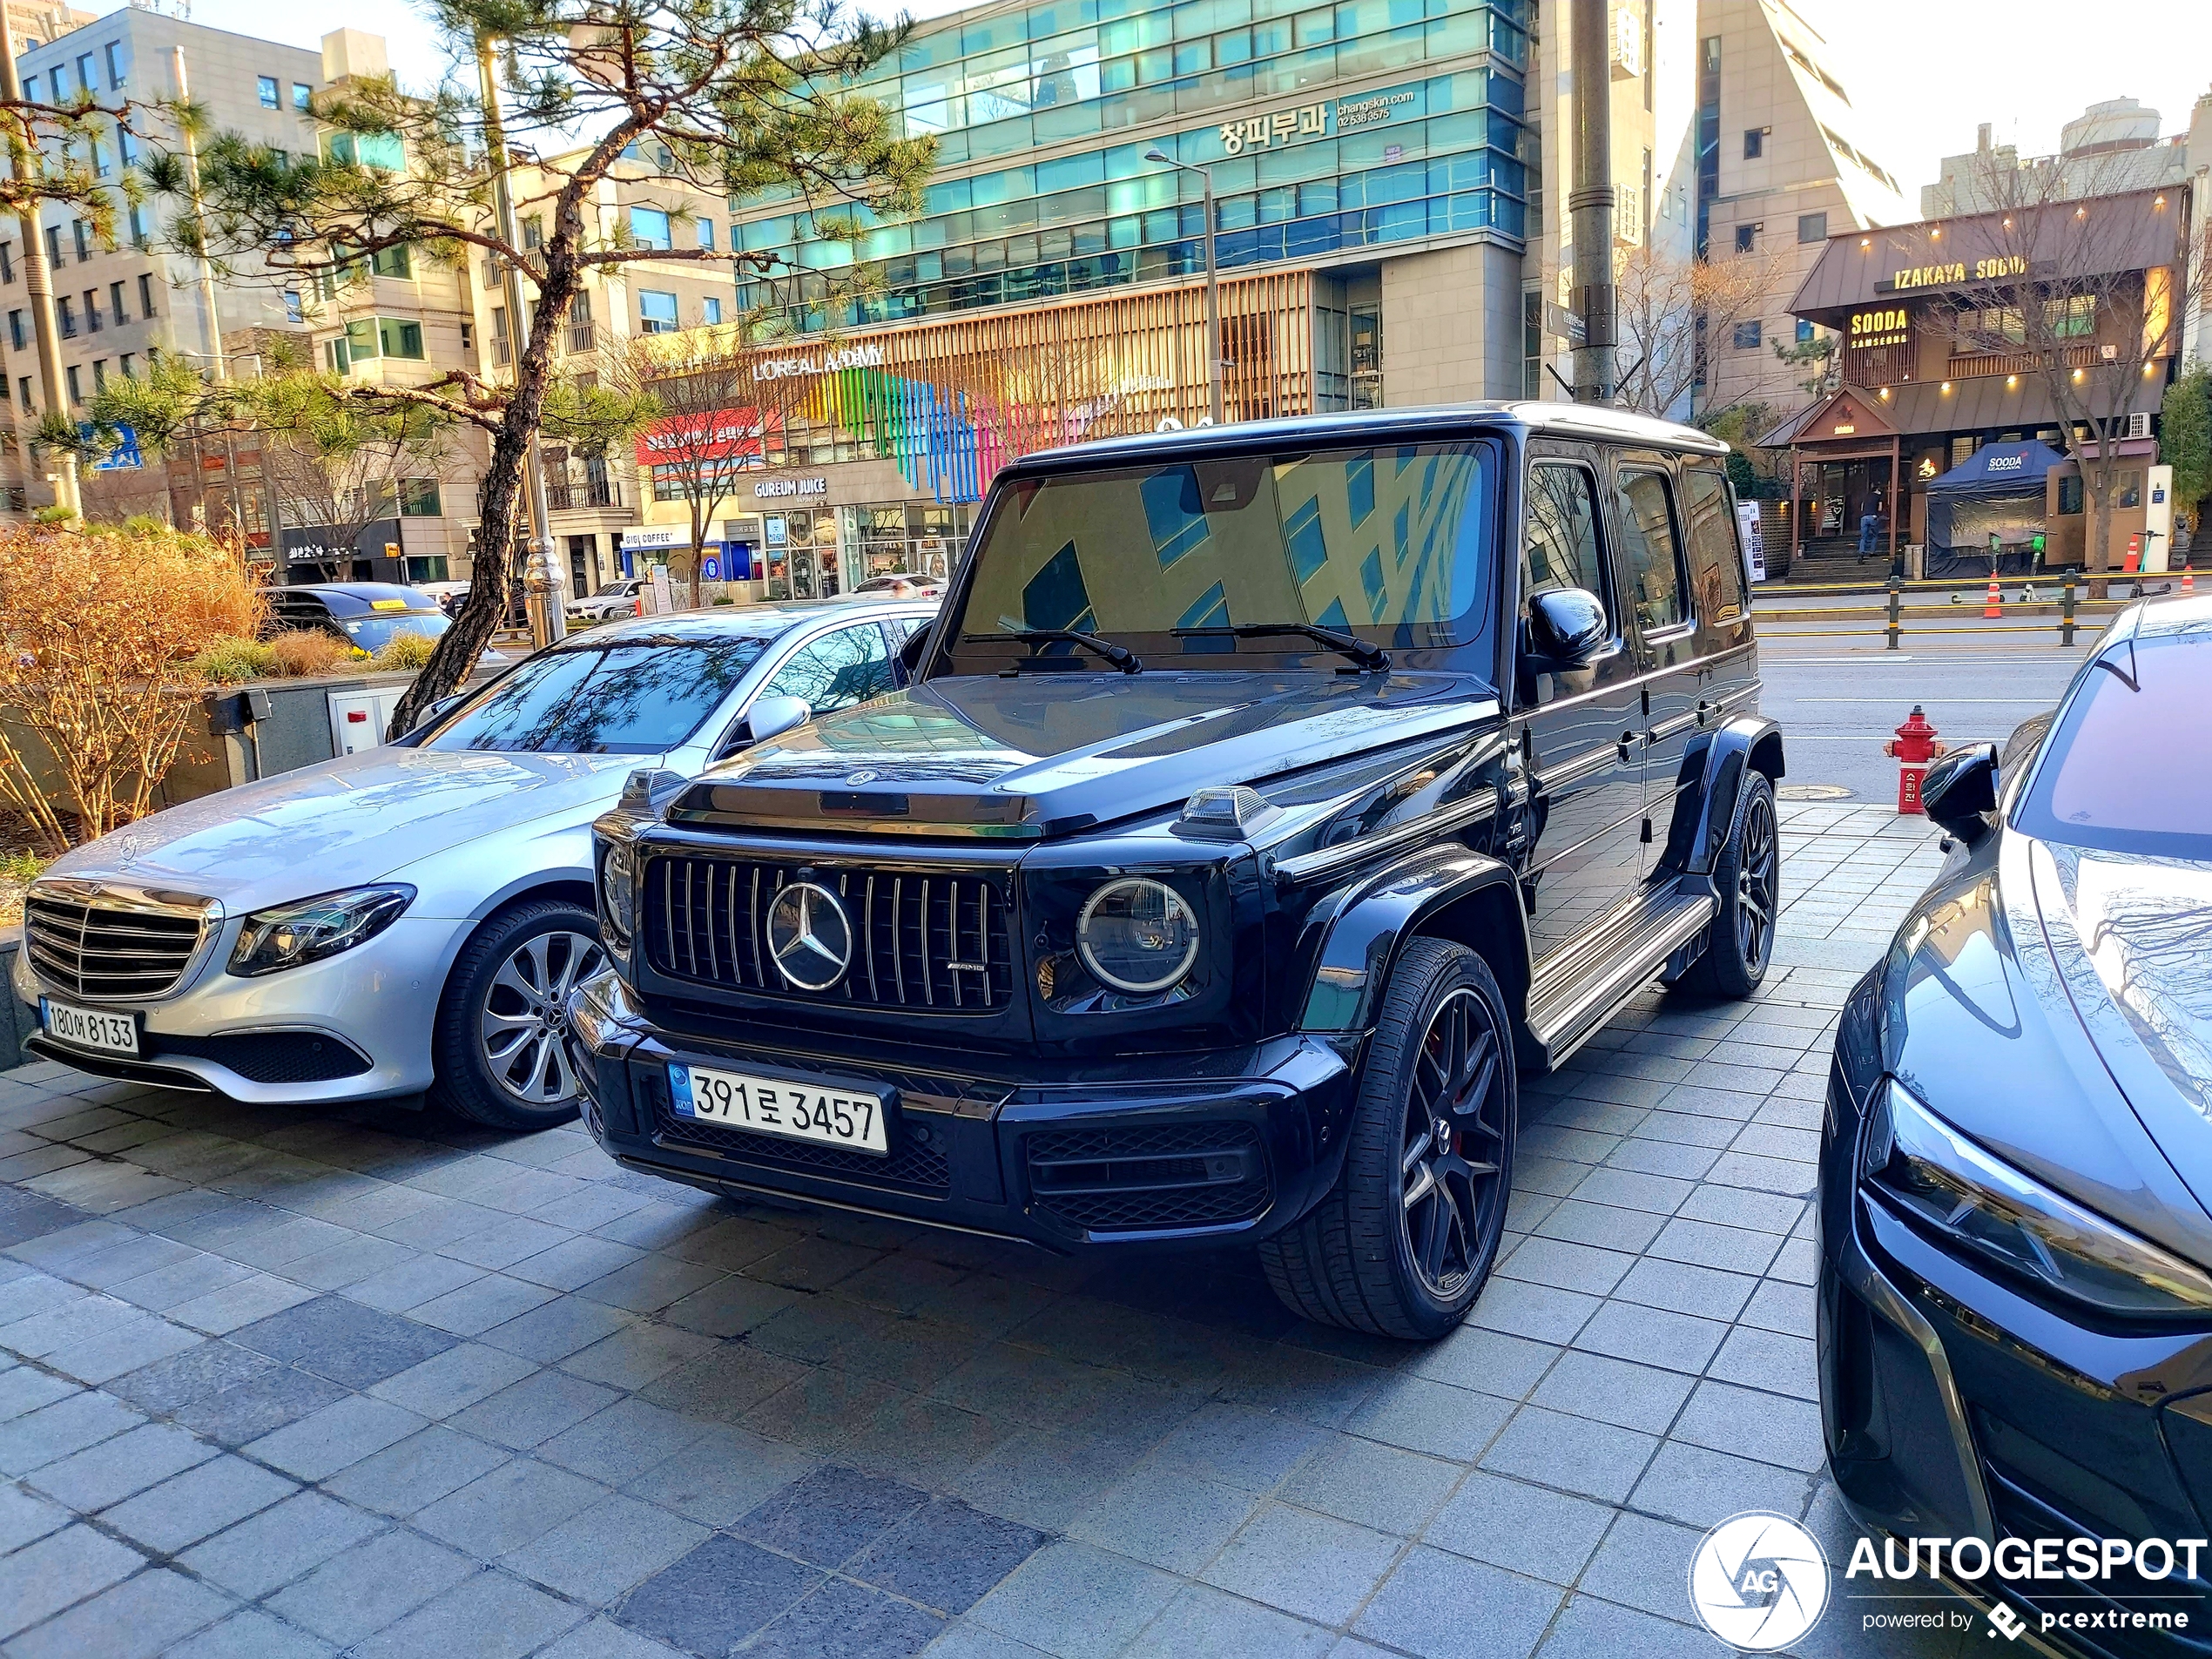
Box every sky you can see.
[108,0,2209,209]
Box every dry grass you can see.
[267,629,362,678]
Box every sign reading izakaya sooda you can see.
[634,409,783,468]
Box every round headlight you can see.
[1076,878,1200,995]
[600,844,638,946]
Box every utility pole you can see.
[0,4,81,516]
[475,35,563,644]
[172,50,226,382]
[1568,0,1616,405]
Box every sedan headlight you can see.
[1076,877,1200,995]
[599,843,638,948]
[228,885,415,978]
[1864,1078,2212,1318]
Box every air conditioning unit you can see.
[2125,411,2152,441]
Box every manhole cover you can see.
[1778,784,1854,800]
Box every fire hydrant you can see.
[1884,705,1948,815]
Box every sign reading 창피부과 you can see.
[1214,86,1421,155]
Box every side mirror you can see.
[736,694,811,749]
[1526,587,1609,667]
[899,624,933,677]
[1922,743,1998,841]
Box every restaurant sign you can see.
[754,475,828,500]
[1848,307,1910,349]
[1886,253,2027,292]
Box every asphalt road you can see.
[1757,618,2094,803]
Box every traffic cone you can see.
[2184,564,2196,597]
[1983,577,2002,618]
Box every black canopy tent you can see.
[1923,440,2067,575]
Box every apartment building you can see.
[1689,0,1906,419]
[0,12,327,523]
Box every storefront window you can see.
[2117,470,2142,510]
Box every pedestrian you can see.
[1857,507,1880,560]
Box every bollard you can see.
[1885,577,1902,651]
[2061,573,2076,646]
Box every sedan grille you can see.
[644,853,1016,1013]
[24,896,206,1001]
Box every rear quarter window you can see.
[1682,468,1748,624]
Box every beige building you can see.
[1687,0,1905,421]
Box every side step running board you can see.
[1524,891,1717,1072]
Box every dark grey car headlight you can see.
[1076,877,1201,995]
[598,843,638,948]
[228,885,415,977]
[1864,1077,2212,1318]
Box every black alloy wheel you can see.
[1676,769,1781,999]
[1260,937,1519,1339]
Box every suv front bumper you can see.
[568,970,1359,1251]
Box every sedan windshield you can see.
[945,443,1495,669]
[2013,631,2212,860]
[338,610,450,653]
[423,637,768,754]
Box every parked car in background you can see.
[577,402,1782,1339]
[415,579,473,615]
[15,598,938,1130]
[845,572,947,601]
[568,577,645,624]
[264,583,452,654]
[1819,593,2212,1644]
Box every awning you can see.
[1925,439,2067,502]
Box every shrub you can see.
[371,629,439,671]
[267,628,361,678]
[0,848,47,883]
[192,636,280,683]
[0,522,264,850]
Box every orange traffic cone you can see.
[1983,577,2002,618]
[2183,564,2196,597]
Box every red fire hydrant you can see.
[1884,705,1948,815]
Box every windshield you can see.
[338,610,450,652]
[422,637,768,754]
[944,442,1496,669]
[2013,631,2212,860]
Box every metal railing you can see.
[565,321,597,354]
[492,338,512,366]
[1753,572,2168,648]
[546,476,621,511]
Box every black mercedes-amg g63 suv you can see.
[571,402,1784,1338]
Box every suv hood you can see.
[41,748,642,914]
[670,672,1496,839]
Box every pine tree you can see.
[140,0,932,730]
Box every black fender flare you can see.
[1659,714,1786,878]
[1291,845,1529,1035]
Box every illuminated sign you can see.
[752,343,885,382]
[1218,100,1330,155]
[1889,254,2027,291]
[1848,307,1909,349]
[754,475,828,500]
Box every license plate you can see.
[670,1062,890,1156]
[40,998,139,1057]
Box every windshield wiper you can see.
[1170,622,1390,673]
[969,627,1143,675]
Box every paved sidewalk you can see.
[0,805,1964,1659]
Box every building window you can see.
[105,41,125,89]
[92,140,109,178]
[293,82,312,111]
[1735,224,1757,253]
[521,215,543,251]
[459,319,473,350]
[91,358,105,389]
[258,76,280,109]
[6,311,21,350]
[138,273,156,316]
[1797,212,1827,243]
[282,290,301,323]
[1522,288,1542,399]
[1796,318,1815,343]
[702,296,722,325]
[72,220,90,261]
[117,127,135,165]
[698,219,715,250]
[374,317,424,358]
[369,244,411,278]
[77,54,94,98]
[1732,320,1763,349]
[44,226,62,267]
[0,243,11,283]
[1743,129,1763,159]
[629,206,671,250]
[398,479,441,516]
[55,296,74,337]
[17,378,30,412]
[325,338,350,374]
[2047,294,2095,338]
[129,206,148,248]
[639,290,678,333]
[64,365,80,401]
[83,289,99,331]
[119,353,133,379]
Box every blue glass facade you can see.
[735,0,1529,334]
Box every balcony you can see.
[566,321,597,354]
[493,338,512,366]
[546,475,622,512]
[1943,342,2099,381]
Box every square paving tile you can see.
[1354,1547,1563,1659]
[847,1494,1048,1614]
[968,1541,1181,1659]
[1199,1501,1400,1625]
[613,1533,823,1657]
[1422,1470,1615,1584]
[735,1462,929,1568]
[743,1575,943,1659]
[227,1294,457,1388]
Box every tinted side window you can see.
[764,624,895,714]
[1682,468,1747,624]
[1522,463,1606,613]
[1615,469,1687,631]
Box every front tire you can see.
[1676,769,1780,1000]
[431,898,605,1130]
[1261,938,1517,1340]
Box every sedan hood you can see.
[42,748,642,914]
[669,671,1495,838]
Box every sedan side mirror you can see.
[1526,587,1609,668]
[1922,743,1999,842]
[737,694,811,749]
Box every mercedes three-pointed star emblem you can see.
[764,881,853,991]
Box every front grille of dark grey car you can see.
[644,854,1016,1013]
[24,897,206,1001]
[651,1096,953,1194]
[1025,1123,1271,1232]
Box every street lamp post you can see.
[1144,149,1224,427]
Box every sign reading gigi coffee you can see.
[1888,253,2028,292]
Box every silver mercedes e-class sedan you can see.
[12,598,935,1129]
